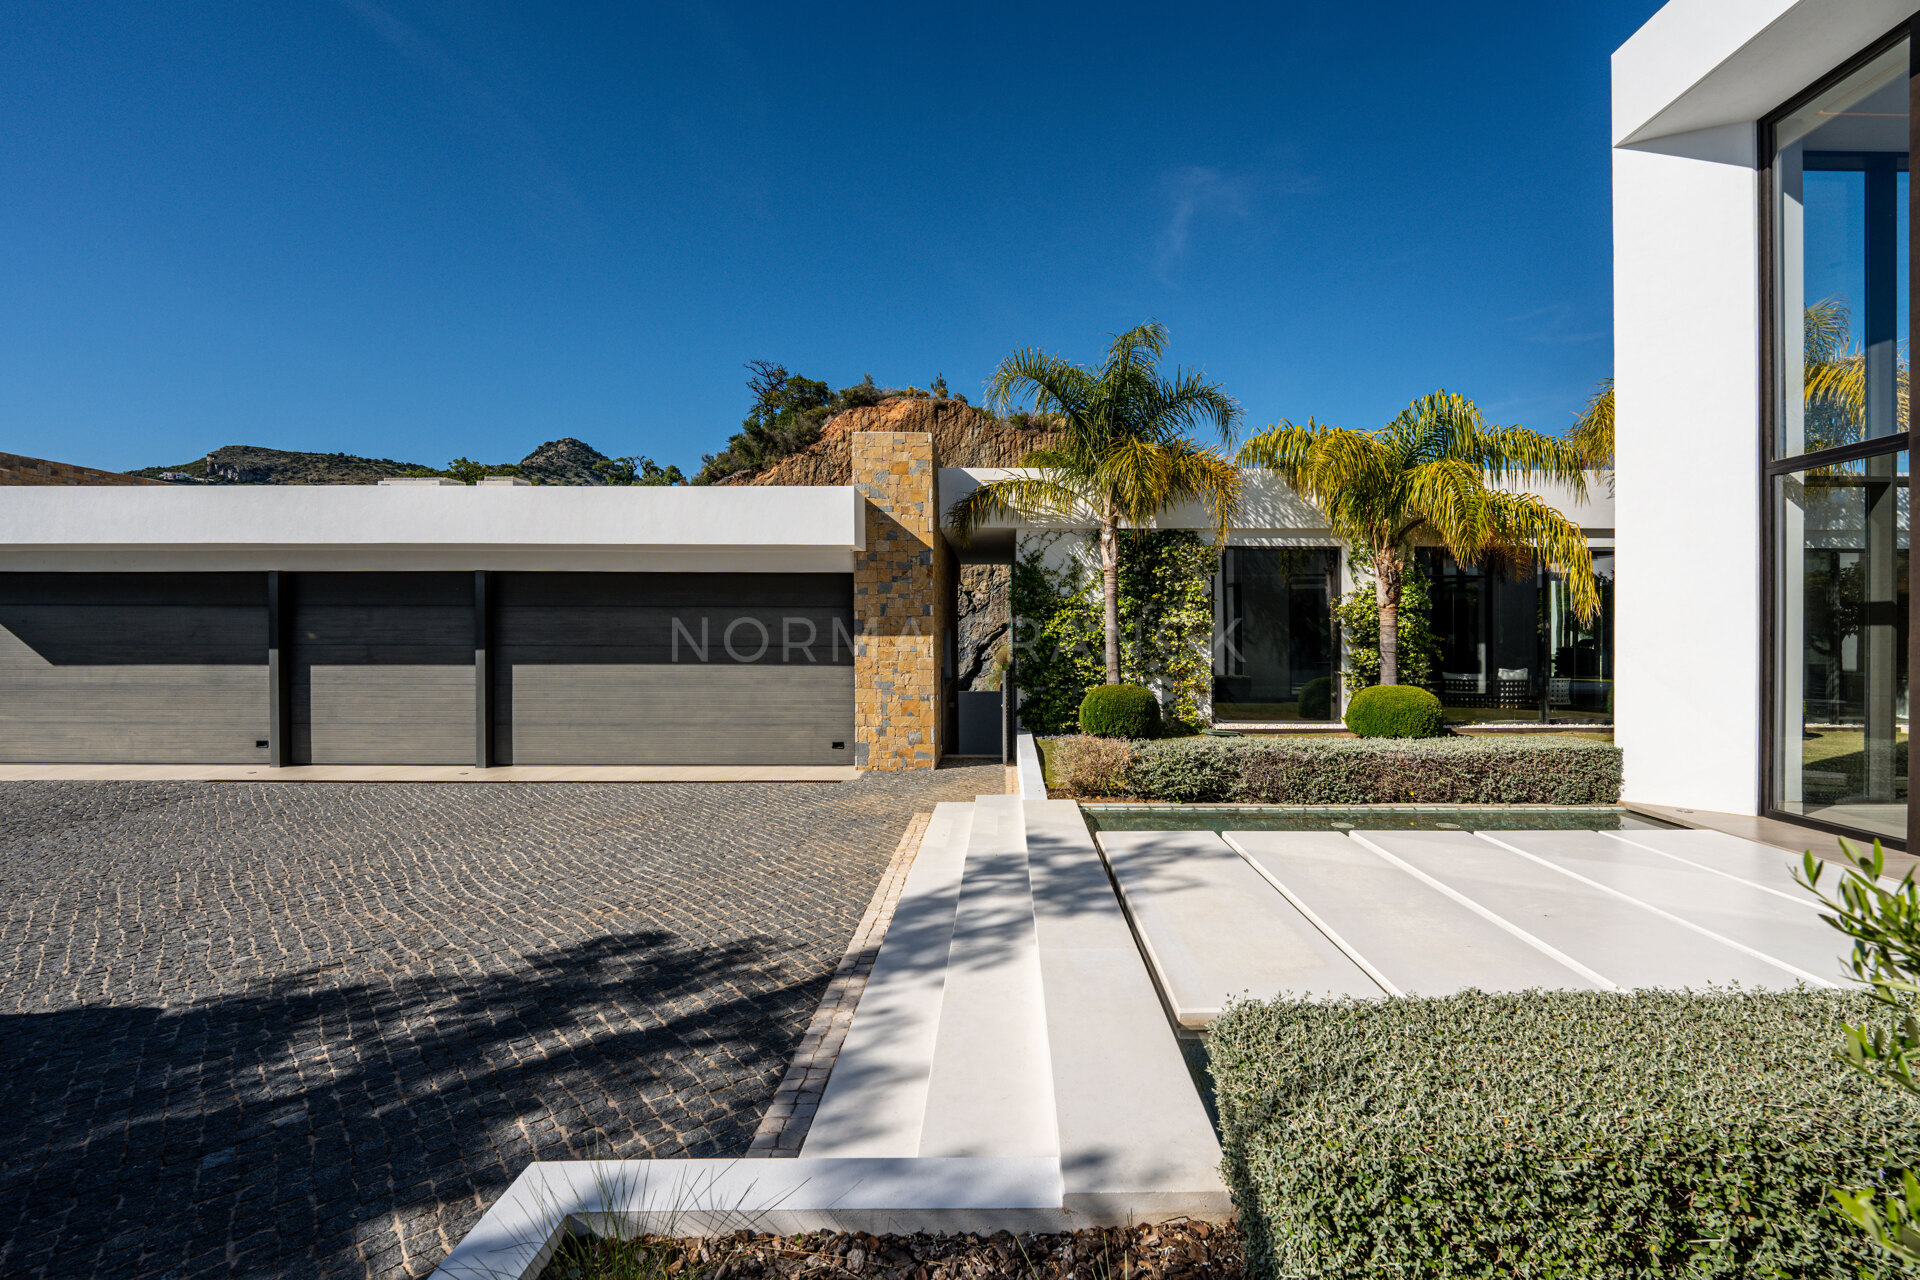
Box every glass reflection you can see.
[1213,548,1336,722]
[1773,40,1910,458]
[1773,451,1910,841]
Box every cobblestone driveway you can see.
[0,764,1004,1280]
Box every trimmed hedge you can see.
[1047,734,1621,803]
[1345,682,1445,737]
[1210,989,1920,1279]
[1078,683,1162,739]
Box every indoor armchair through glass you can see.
[1766,33,1911,845]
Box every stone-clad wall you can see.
[851,432,945,770]
[0,452,163,487]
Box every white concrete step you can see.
[1477,830,1843,986]
[917,794,1058,1157]
[434,1156,1069,1279]
[1350,830,1797,991]
[1025,800,1229,1220]
[1095,829,1383,1028]
[803,802,973,1157]
[1222,830,1597,995]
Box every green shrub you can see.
[1210,988,1920,1280]
[1124,737,1249,802]
[1078,684,1162,739]
[1045,734,1138,798]
[1099,736,1619,804]
[1296,675,1334,722]
[1344,683,1445,737]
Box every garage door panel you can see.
[288,573,473,765]
[495,572,853,611]
[0,577,268,763]
[495,606,853,663]
[301,665,473,764]
[504,664,855,765]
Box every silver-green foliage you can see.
[1209,988,1920,1280]
[1106,735,1620,804]
[1802,840,1920,1263]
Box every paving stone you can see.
[0,765,1001,1280]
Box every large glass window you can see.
[1214,548,1337,723]
[1773,453,1910,842]
[1419,549,1615,725]
[1769,37,1911,845]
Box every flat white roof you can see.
[1613,0,1911,145]
[0,484,865,574]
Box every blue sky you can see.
[3,1,1664,474]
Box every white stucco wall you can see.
[0,484,864,573]
[1613,125,1762,813]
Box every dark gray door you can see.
[289,573,473,764]
[492,572,855,766]
[0,572,269,763]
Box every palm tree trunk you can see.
[1375,549,1403,686]
[1099,519,1121,685]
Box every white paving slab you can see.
[1603,827,1866,900]
[1024,800,1229,1220]
[1222,831,1597,995]
[1482,830,1843,986]
[1016,732,1046,799]
[1350,830,1795,991]
[1096,829,1382,1027]
[917,794,1058,1158]
[804,803,974,1157]
[432,1157,1068,1279]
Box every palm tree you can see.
[1240,391,1598,687]
[1569,377,1614,469]
[947,322,1241,686]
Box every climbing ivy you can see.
[1009,531,1218,734]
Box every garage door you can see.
[289,573,474,765]
[0,572,269,763]
[492,572,855,766]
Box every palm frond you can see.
[1568,376,1614,468]
[945,473,1090,542]
[1484,491,1601,622]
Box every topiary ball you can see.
[1079,684,1163,739]
[1297,675,1335,722]
[1344,683,1446,738]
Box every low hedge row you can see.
[1210,989,1920,1279]
[1046,734,1621,804]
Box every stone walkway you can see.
[0,765,1004,1280]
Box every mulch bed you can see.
[542,1220,1244,1280]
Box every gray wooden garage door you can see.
[0,572,269,763]
[492,572,855,766]
[288,573,474,765]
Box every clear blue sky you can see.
[3,1,1664,474]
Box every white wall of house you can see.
[1611,0,1908,815]
[0,484,865,573]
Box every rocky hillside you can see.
[134,438,623,485]
[130,445,434,485]
[717,397,1056,486]
[516,438,610,484]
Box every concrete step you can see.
[1223,830,1597,995]
[1095,829,1383,1028]
[917,793,1058,1158]
[803,802,974,1157]
[1477,830,1842,985]
[1025,800,1229,1220]
[1349,830,1797,991]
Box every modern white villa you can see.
[1615,0,1916,850]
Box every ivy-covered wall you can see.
[1010,530,1218,734]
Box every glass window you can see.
[1773,40,1910,459]
[1546,549,1615,722]
[1772,451,1910,842]
[1214,548,1336,723]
